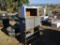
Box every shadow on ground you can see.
[1,27,60,45]
[26,29,60,45]
[1,28,9,35]
[40,29,60,45]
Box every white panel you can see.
[51,20,60,28]
[40,16,48,21]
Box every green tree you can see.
[4,0,14,9]
[0,0,14,11]
[15,0,29,6]
[1,0,29,12]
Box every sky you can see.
[29,0,60,4]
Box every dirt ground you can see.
[0,27,19,45]
[0,27,22,45]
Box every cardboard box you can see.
[26,11,30,16]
